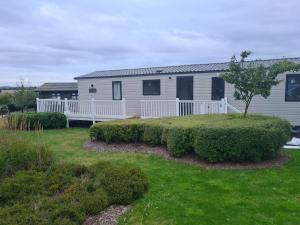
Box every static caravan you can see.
[73,57,300,125]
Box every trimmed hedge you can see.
[7,112,66,130]
[90,114,291,163]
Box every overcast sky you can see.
[0,0,299,86]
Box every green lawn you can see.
[20,128,300,225]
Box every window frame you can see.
[211,77,225,100]
[143,79,161,96]
[285,74,300,102]
[112,81,122,100]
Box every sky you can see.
[0,0,299,86]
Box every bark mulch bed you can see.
[84,205,131,225]
[84,140,289,170]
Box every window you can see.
[211,77,225,100]
[71,93,78,100]
[286,74,300,102]
[51,93,61,99]
[112,81,122,100]
[143,79,160,95]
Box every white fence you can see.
[37,97,241,124]
[37,98,126,123]
[141,98,233,118]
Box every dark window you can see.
[71,93,78,100]
[143,79,160,95]
[112,81,122,100]
[285,74,300,102]
[211,77,225,100]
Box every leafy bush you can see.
[90,114,291,162]
[0,133,53,178]
[79,189,108,215]
[143,124,164,145]
[90,122,144,143]
[99,165,148,204]
[7,112,66,130]
[166,127,193,157]
[0,133,148,225]
[193,118,291,162]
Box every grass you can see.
[13,127,300,225]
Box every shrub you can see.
[79,189,108,215]
[89,114,291,162]
[166,127,193,157]
[90,122,144,143]
[0,161,148,225]
[193,118,291,162]
[7,112,66,130]
[100,166,148,204]
[0,133,53,178]
[143,124,164,145]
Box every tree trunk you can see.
[243,97,252,118]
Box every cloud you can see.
[0,0,299,85]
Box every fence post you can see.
[122,98,126,119]
[91,98,95,124]
[36,98,40,112]
[175,98,180,116]
[64,98,69,128]
[223,97,228,114]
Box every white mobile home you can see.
[73,57,300,125]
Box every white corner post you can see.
[91,98,96,124]
[175,98,180,116]
[64,98,69,128]
[122,98,126,119]
[36,98,40,112]
[223,97,228,114]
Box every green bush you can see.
[0,133,53,178]
[79,189,108,215]
[90,114,291,162]
[143,124,164,145]
[100,165,148,204]
[90,122,144,143]
[0,133,148,225]
[193,118,291,162]
[166,127,193,157]
[7,112,66,130]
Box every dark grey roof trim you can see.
[36,82,78,92]
[75,57,300,80]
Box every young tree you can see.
[13,80,37,113]
[221,51,300,117]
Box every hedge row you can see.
[90,115,291,162]
[7,112,66,130]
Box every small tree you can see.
[221,51,300,117]
[13,80,37,113]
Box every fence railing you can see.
[37,98,126,122]
[141,98,231,118]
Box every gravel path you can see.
[83,205,131,225]
[84,140,289,170]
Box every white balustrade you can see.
[36,98,126,122]
[141,98,230,118]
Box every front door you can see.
[176,76,193,115]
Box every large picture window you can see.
[112,81,122,100]
[143,79,160,95]
[211,77,225,100]
[286,74,300,102]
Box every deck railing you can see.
[141,98,232,118]
[37,98,126,123]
